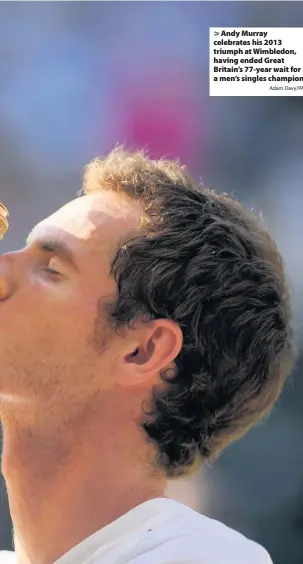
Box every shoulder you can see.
[152,525,273,564]
[133,501,273,564]
[0,552,16,564]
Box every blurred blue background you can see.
[1,3,303,563]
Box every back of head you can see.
[83,146,295,478]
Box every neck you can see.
[1,398,165,564]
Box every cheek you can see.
[0,282,98,355]
[0,283,104,399]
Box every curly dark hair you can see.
[83,147,295,478]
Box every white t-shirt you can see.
[0,498,272,563]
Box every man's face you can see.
[0,192,139,411]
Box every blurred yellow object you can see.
[0,203,9,240]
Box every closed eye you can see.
[44,258,63,277]
[44,267,61,276]
[25,235,79,274]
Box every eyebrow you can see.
[26,234,79,272]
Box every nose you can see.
[0,253,16,301]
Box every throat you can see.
[1,418,77,563]
[1,414,165,564]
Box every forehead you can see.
[31,192,140,259]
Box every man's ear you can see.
[116,319,183,387]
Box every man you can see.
[0,148,294,564]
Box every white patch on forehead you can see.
[33,192,139,245]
